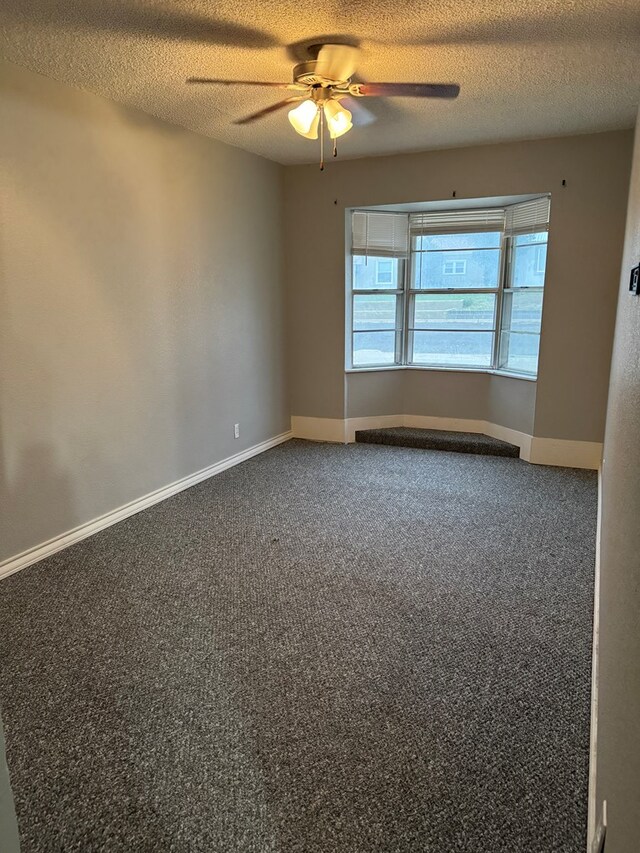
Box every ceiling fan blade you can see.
[314,44,359,82]
[234,97,304,125]
[4,3,279,48]
[338,96,377,127]
[187,78,304,91]
[356,83,460,99]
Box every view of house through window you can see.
[348,197,550,377]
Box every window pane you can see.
[414,232,501,251]
[499,331,540,375]
[411,331,493,367]
[353,255,402,290]
[353,294,398,331]
[502,291,543,334]
[515,232,547,246]
[512,236,547,288]
[413,293,496,331]
[353,331,397,366]
[411,248,500,290]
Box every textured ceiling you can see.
[2,0,639,164]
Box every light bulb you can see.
[324,99,353,139]
[288,100,320,139]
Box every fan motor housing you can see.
[293,61,344,87]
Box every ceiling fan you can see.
[187,43,460,168]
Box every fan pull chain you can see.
[333,138,337,158]
[319,108,325,171]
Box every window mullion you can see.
[494,232,510,370]
[408,288,499,295]
[401,256,409,365]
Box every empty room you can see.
[1,1,640,851]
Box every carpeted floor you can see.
[0,439,597,853]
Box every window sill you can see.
[346,365,406,373]
[345,365,537,382]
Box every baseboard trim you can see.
[290,416,347,443]
[0,430,293,582]
[528,436,603,470]
[291,414,602,469]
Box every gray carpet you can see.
[0,439,596,853]
[355,427,520,458]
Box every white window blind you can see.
[409,208,505,235]
[505,196,551,234]
[351,211,409,258]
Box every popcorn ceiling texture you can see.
[1,0,639,164]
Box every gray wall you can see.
[0,61,288,564]
[284,132,632,439]
[346,370,537,436]
[595,108,640,852]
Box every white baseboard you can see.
[528,436,603,470]
[0,430,293,582]
[291,414,602,469]
[290,416,347,443]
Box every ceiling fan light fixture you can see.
[188,43,460,169]
[288,99,320,138]
[323,99,353,138]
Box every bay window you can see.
[347,196,550,378]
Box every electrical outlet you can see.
[234,423,240,439]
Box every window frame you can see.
[407,229,505,371]
[350,255,407,369]
[346,206,549,379]
[496,229,548,376]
